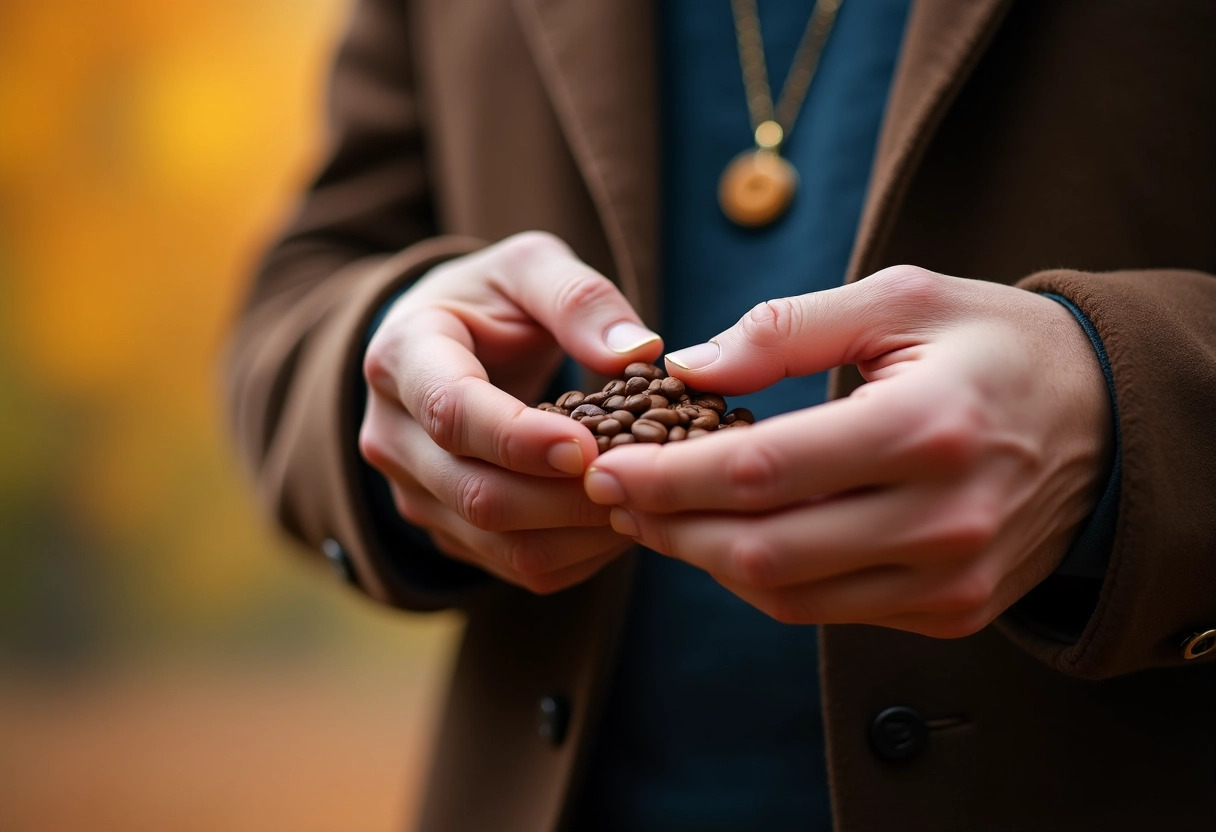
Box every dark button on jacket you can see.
[869,706,928,762]
[537,695,570,747]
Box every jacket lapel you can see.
[511,0,660,326]
[847,0,1013,281]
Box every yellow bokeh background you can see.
[0,2,459,829]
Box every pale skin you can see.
[361,231,1113,636]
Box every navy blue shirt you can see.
[571,2,911,829]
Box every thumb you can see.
[663,276,909,395]
[494,232,664,374]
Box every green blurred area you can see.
[0,1,458,828]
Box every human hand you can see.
[583,266,1113,637]
[359,231,663,593]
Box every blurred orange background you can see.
[0,1,460,829]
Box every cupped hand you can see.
[359,231,662,593]
[584,266,1114,637]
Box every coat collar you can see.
[511,0,1012,312]
[511,0,660,325]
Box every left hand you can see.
[583,266,1114,638]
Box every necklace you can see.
[719,0,842,227]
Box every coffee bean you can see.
[597,435,611,453]
[611,410,635,428]
[692,394,727,414]
[597,418,623,437]
[660,377,685,399]
[691,409,719,430]
[625,362,664,381]
[571,403,608,419]
[582,414,607,431]
[610,433,637,447]
[583,391,609,406]
[647,378,663,392]
[723,407,756,425]
[602,379,627,396]
[625,376,650,395]
[622,393,652,413]
[668,425,687,442]
[640,408,680,427]
[648,394,669,410]
[631,419,668,443]
[556,391,585,409]
[604,395,627,410]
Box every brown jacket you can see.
[226,1,1216,829]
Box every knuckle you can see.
[418,376,464,450]
[501,535,554,581]
[728,537,783,589]
[454,473,505,531]
[722,443,783,508]
[362,344,392,392]
[931,568,999,619]
[742,297,802,347]
[919,405,985,472]
[552,271,619,317]
[357,422,389,471]
[869,264,941,301]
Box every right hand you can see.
[359,231,662,593]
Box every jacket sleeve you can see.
[223,0,494,611]
[998,267,1216,679]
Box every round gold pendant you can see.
[718,149,798,227]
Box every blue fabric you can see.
[573,2,910,830]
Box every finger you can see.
[663,265,957,395]
[585,380,979,512]
[362,394,611,529]
[405,490,631,592]
[608,481,994,589]
[369,306,599,476]
[479,232,664,373]
[714,559,998,631]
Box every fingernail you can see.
[610,506,639,538]
[546,440,584,475]
[665,341,720,370]
[584,468,626,504]
[605,321,661,354]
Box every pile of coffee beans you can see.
[535,362,755,453]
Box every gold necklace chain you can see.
[719,0,843,227]
[731,0,842,151]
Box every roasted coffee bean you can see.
[648,378,664,392]
[648,394,669,410]
[596,418,623,437]
[660,377,685,399]
[691,409,720,430]
[631,419,668,443]
[597,435,611,453]
[692,394,727,414]
[609,433,637,447]
[582,415,608,432]
[676,405,698,426]
[571,403,608,419]
[722,407,756,425]
[556,391,585,409]
[625,376,650,395]
[583,391,610,406]
[604,395,627,410]
[622,393,652,413]
[726,419,751,427]
[640,408,680,428]
[625,362,664,381]
[611,410,635,428]
[668,425,687,442]
[602,379,627,396]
